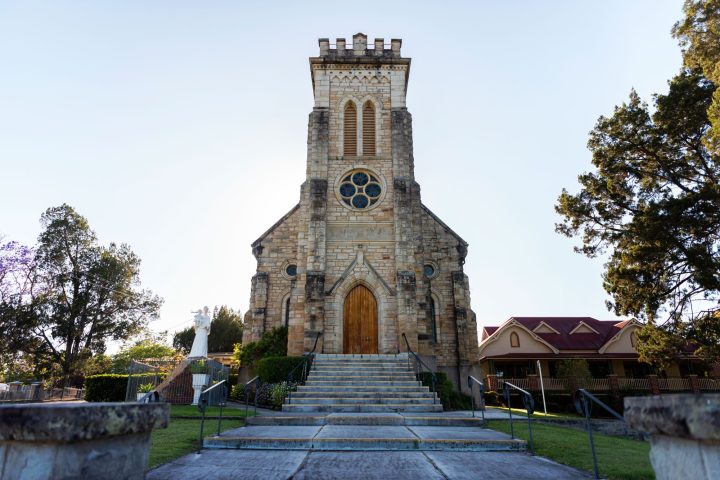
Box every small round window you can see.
[423,264,435,278]
[285,264,297,277]
[338,169,383,210]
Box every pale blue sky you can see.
[0,1,685,348]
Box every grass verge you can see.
[170,404,250,417]
[486,406,584,420]
[149,406,249,468]
[488,420,653,480]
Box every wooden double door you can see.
[343,285,378,354]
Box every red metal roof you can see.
[485,316,631,351]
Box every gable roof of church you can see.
[251,204,300,247]
[420,203,468,246]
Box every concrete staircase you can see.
[200,354,527,454]
[282,353,442,413]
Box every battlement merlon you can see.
[309,34,411,108]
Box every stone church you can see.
[244,34,480,388]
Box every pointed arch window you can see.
[429,296,437,343]
[510,332,520,348]
[344,101,357,156]
[284,296,291,328]
[362,101,376,156]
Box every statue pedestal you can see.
[625,394,720,480]
[0,402,168,479]
[191,374,211,405]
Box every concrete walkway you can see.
[148,449,590,479]
[147,408,591,479]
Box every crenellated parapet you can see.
[318,33,402,59]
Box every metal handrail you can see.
[503,381,535,453]
[197,379,228,453]
[401,333,437,404]
[286,332,323,404]
[467,376,485,422]
[137,390,160,403]
[243,376,260,418]
[574,389,625,479]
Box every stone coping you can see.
[0,402,169,442]
[624,394,720,441]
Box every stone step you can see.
[204,425,523,452]
[311,368,412,374]
[291,391,435,399]
[282,404,443,413]
[204,437,524,451]
[314,354,409,360]
[307,375,417,381]
[245,415,486,427]
[310,380,420,388]
[312,363,410,369]
[287,397,437,405]
[297,385,430,393]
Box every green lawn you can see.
[488,420,654,480]
[170,404,251,417]
[486,406,584,421]
[149,406,250,468]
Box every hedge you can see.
[256,356,306,383]
[419,371,472,410]
[84,374,160,402]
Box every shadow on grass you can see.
[488,420,654,480]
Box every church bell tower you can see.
[245,34,480,390]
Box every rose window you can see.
[338,170,383,209]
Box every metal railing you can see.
[243,376,261,418]
[137,390,160,403]
[467,375,485,422]
[198,380,228,453]
[503,381,535,454]
[574,389,625,480]
[286,332,322,404]
[401,333,437,404]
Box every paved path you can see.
[147,449,591,479]
[148,407,591,479]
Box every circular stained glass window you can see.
[424,264,435,278]
[338,169,383,210]
[286,264,297,277]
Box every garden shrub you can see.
[84,374,159,402]
[484,390,501,406]
[270,382,291,408]
[234,326,288,367]
[256,356,306,383]
[418,371,472,410]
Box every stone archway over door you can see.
[343,285,378,354]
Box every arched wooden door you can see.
[343,285,378,354]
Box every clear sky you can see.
[0,1,685,349]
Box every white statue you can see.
[188,307,211,358]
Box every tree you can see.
[555,359,593,384]
[172,306,243,354]
[111,335,175,373]
[673,0,720,153]
[0,204,162,382]
[555,69,720,369]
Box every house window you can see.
[429,296,437,343]
[344,102,357,156]
[510,332,520,348]
[630,331,637,348]
[362,101,375,155]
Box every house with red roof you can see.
[479,317,717,393]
